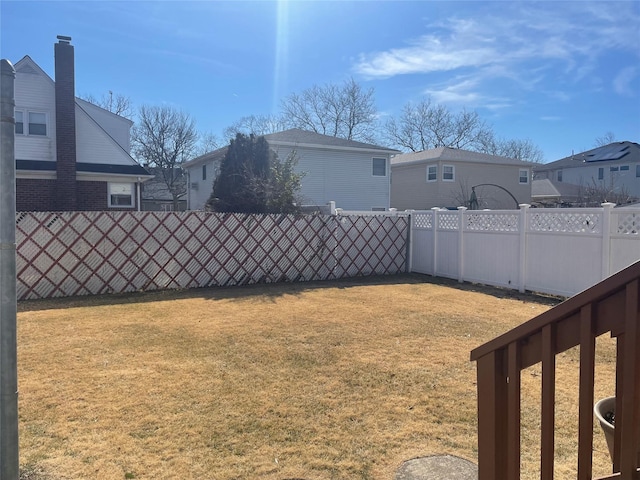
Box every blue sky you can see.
[1,0,639,162]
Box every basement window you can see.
[108,183,134,208]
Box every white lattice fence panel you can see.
[16,211,408,300]
[614,211,639,235]
[438,212,459,230]
[413,212,433,229]
[466,212,519,232]
[529,211,602,233]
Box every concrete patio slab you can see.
[395,454,478,480]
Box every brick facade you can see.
[17,179,138,212]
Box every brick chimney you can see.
[54,35,77,211]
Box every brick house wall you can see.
[16,179,57,211]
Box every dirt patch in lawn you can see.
[17,274,616,479]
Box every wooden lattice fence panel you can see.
[15,211,408,300]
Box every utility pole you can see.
[0,58,19,479]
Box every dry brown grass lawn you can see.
[17,274,617,480]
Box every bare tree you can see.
[383,98,492,152]
[222,114,289,140]
[132,105,198,209]
[280,78,377,143]
[80,91,133,119]
[478,133,545,163]
[196,131,222,156]
[595,131,616,147]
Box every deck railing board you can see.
[471,261,640,480]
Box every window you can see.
[519,169,529,184]
[610,166,619,172]
[620,165,629,171]
[108,183,134,208]
[15,111,23,134]
[371,207,386,212]
[598,167,604,180]
[28,112,47,135]
[427,165,437,182]
[202,164,207,180]
[637,165,640,178]
[442,165,454,181]
[557,170,563,182]
[372,157,386,176]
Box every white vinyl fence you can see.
[409,203,640,297]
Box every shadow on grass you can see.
[18,273,563,313]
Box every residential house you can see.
[140,167,188,212]
[182,129,400,211]
[390,147,533,210]
[531,178,583,207]
[13,36,152,212]
[533,141,640,206]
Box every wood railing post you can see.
[476,350,508,480]
[578,304,596,480]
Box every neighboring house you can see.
[182,129,400,211]
[13,36,153,212]
[533,141,640,205]
[140,167,187,211]
[531,178,584,207]
[390,147,533,210]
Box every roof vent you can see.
[57,35,72,44]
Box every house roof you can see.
[390,147,533,167]
[531,178,582,200]
[534,141,640,171]
[182,146,228,169]
[262,128,399,153]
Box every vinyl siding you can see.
[76,99,132,151]
[391,161,531,210]
[75,105,139,166]
[14,62,56,163]
[271,145,390,210]
[540,162,640,198]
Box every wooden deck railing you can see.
[470,260,640,480]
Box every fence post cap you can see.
[457,206,468,211]
[519,203,531,209]
[601,202,616,208]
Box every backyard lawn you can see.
[17,274,617,480]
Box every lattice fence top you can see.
[614,212,639,235]
[438,212,459,230]
[16,211,408,301]
[413,212,434,229]
[466,213,519,232]
[528,211,602,234]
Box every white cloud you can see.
[352,2,640,100]
[613,67,639,97]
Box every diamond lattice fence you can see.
[16,211,408,300]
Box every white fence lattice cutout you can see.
[466,213,519,232]
[615,212,639,235]
[16,211,408,300]
[529,212,602,233]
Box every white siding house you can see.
[182,129,400,211]
[533,142,640,205]
[13,37,152,211]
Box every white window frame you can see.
[426,165,437,182]
[519,169,529,184]
[108,182,135,208]
[372,157,387,177]
[15,109,49,136]
[14,110,24,135]
[442,165,455,182]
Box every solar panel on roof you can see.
[585,145,629,162]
